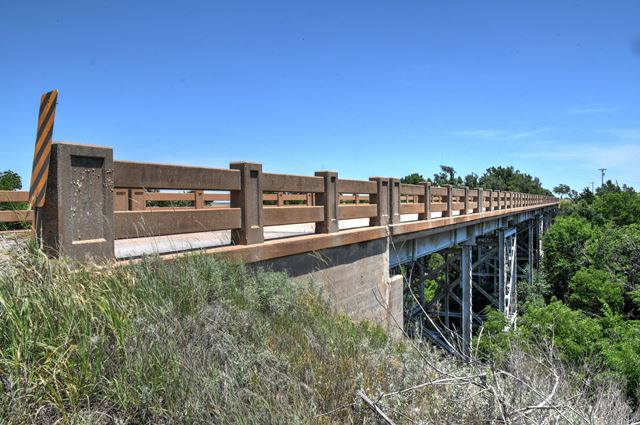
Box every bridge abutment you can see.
[258,236,404,338]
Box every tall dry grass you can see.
[0,241,636,424]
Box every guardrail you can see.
[28,142,558,260]
[0,190,367,227]
[0,191,32,228]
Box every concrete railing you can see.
[0,191,32,227]
[32,142,557,260]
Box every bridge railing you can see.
[31,142,558,259]
[0,191,32,229]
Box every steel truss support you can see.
[500,227,518,323]
[399,217,546,355]
[460,242,473,357]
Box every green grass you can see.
[0,244,414,423]
[0,242,636,424]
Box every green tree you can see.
[596,179,621,196]
[432,165,463,187]
[553,184,571,199]
[0,170,22,191]
[597,311,640,398]
[542,216,595,300]
[567,267,625,315]
[400,173,426,185]
[518,301,603,361]
[593,191,640,227]
[588,224,640,294]
[464,172,478,188]
[478,166,552,195]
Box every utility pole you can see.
[598,168,607,187]
[591,181,595,192]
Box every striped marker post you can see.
[29,90,58,209]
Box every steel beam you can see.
[460,243,473,358]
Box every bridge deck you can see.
[116,203,556,264]
[115,215,421,258]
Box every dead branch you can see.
[357,389,396,425]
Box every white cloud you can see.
[451,127,552,140]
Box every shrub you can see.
[568,267,625,315]
[542,216,594,300]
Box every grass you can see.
[0,241,637,424]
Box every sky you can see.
[1,1,639,192]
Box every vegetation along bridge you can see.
[1,138,558,356]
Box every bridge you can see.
[1,141,558,355]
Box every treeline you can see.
[401,165,553,196]
[483,181,640,401]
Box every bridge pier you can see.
[399,215,554,356]
[460,242,473,357]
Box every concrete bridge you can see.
[3,142,558,354]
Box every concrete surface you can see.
[114,214,425,259]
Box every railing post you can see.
[306,192,314,206]
[389,178,401,225]
[444,185,453,217]
[315,171,339,233]
[488,189,494,211]
[419,182,431,220]
[477,187,483,213]
[230,162,264,245]
[462,186,469,215]
[113,189,128,211]
[195,190,205,209]
[277,192,285,207]
[370,177,390,226]
[129,188,146,210]
[38,142,115,260]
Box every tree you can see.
[542,216,595,300]
[553,184,571,199]
[517,300,603,361]
[596,179,621,196]
[0,170,22,191]
[464,172,478,188]
[597,311,640,398]
[568,267,625,315]
[400,173,426,185]
[592,191,640,227]
[432,165,463,187]
[477,166,552,195]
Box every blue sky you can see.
[1,1,639,192]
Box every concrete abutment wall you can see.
[258,237,404,338]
